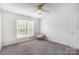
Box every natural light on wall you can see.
[16,19,34,38]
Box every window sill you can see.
[17,35,34,39]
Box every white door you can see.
[0,10,2,50]
[74,14,79,49]
[71,13,79,49]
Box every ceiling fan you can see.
[36,3,50,14]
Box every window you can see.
[27,21,34,37]
[16,19,34,38]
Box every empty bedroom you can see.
[0,3,79,55]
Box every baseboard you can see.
[46,38,76,49]
[2,37,35,47]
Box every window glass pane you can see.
[16,19,27,38]
[27,21,34,37]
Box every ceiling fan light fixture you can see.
[36,3,49,14]
[37,9,42,13]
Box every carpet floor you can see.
[0,39,77,55]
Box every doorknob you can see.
[70,32,74,34]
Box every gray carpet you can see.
[0,39,77,55]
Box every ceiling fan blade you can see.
[37,3,45,8]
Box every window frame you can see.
[16,19,34,38]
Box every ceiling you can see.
[0,3,59,18]
[0,3,76,18]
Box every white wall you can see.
[41,4,79,49]
[2,11,16,46]
[2,11,40,46]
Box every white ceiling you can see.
[0,3,58,18]
[0,3,75,18]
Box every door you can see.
[74,14,79,49]
[72,13,79,49]
[0,10,2,50]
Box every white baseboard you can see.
[46,38,75,49]
[2,37,34,46]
